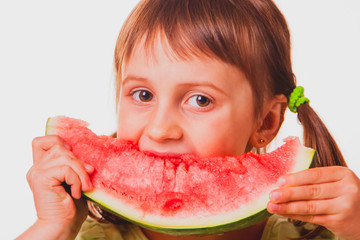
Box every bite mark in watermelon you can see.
[45,116,314,235]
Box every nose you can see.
[145,104,183,142]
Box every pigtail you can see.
[288,102,346,239]
[88,201,128,225]
[297,103,346,168]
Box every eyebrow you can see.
[122,74,227,95]
[177,82,226,95]
[122,75,148,86]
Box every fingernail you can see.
[64,142,71,151]
[83,178,93,191]
[276,177,286,187]
[84,164,94,173]
[87,180,93,190]
[269,191,281,201]
[268,203,280,212]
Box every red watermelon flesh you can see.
[46,116,314,235]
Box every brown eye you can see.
[134,90,153,102]
[196,96,210,107]
[188,95,211,107]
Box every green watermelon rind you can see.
[45,117,52,135]
[84,190,271,235]
[83,191,272,235]
[45,116,315,235]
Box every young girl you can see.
[18,0,360,239]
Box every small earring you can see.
[259,139,265,144]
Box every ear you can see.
[250,94,288,148]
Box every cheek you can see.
[117,108,145,142]
[189,120,251,157]
[192,105,256,157]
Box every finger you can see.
[30,165,82,200]
[32,137,94,191]
[277,166,346,187]
[278,214,331,227]
[40,143,74,164]
[51,165,83,199]
[39,155,93,192]
[32,135,70,162]
[269,181,344,203]
[267,198,342,216]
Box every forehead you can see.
[123,33,239,80]
[124,30,223,68]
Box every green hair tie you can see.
[288,86,310,113]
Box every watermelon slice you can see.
[45,116,314,235]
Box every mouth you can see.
[142,150,184,159]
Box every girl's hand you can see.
[19,135,94,240]
[267,166,360,240]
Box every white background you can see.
[1,1,359,239]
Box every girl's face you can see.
[117,40,259,158]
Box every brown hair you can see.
[90,0,346,238]
[114,0,295,114]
